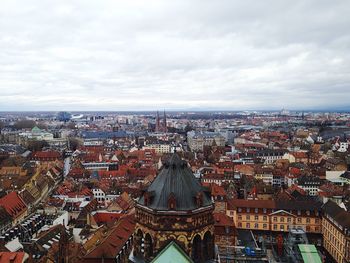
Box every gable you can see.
[269,209,296,217]
[151,241,193,263]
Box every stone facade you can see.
[131,153,216,263]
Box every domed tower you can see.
[132,154,215,262]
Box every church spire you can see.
[163,110,167,133]
[155,111,160,132]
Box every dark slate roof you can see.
[138,153,212,211]
[297,175,322,186]
[276,200,322,211]
[80,130,128,139]
[255,149,288,157]
[322,201,350,230]
[340,171,350,180]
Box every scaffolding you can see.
[284,228,309,263]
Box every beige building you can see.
[322,201,350,263]
[227,199,322,234]
[187,131,225,152]
[143,143,172,154]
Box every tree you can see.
[66,122,77,130]
[36,122,48,130]
[27,140,49,151]
[1,156,26,166]
[13,120,36,129]
[117,152,126,164]
[184,123,193,133]
[68,137,81,151]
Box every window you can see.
[238,215,242,220]
[280,217,285,222]
[247,208,250,213]
[263,224,267,229]
[280,225,284,230]
[297,218,302,223]
[246,215,250,220]
[263,216,267,221]
[254,223,259,229]
[238,222,242,227]
[255,208,258,213]
[273,217,277,222]
[246,223,250,228]
[297,210,301,215]
[306,218,310,223]
[306,210,310,216]
[255,215,259,221]
[273,224,277,230]
[263,208,267,214]
[238,208,242,212]
[287,217,291,223]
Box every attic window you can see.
[168,193,176,210]
[196,192,203,207]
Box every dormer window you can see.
[168,193,176,210]
[144,191,155,206]
[196,192,203,207]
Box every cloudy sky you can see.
[0,0,350,111]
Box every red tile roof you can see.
[0,252,27,263]
[93,212,123,225]
[0,191,27,219]
[286,184,307,195]
[32,151,61,159]
[203,183,227,197]
[291,152,308,159]
[290,167,301,176]
[83,214,135,260]
[68,168,88,179]
[227,199,275,209]
[213,212,233,227]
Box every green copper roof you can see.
[298,244,322,263]
[151,241,193,263]
[31,126,42,133]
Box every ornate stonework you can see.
[132,154,215,262]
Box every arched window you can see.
[191,234,202,263]
[203,231,214,260]
[134,229,144,257]
[168,192,176,210]
[144,233,153,259]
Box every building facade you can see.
[227,199,322,234]
[131,154,215,263]
[322,201,350,263]
[187,131,225,152]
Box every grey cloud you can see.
[0,0,349,111]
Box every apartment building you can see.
[187,131,225,152]
[322,201,350,263]
[227,199,322,234]
[143,143,172,154]
[297,175,322,196]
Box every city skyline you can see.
[1,0,350,111]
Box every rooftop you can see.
[138,153,212,211]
